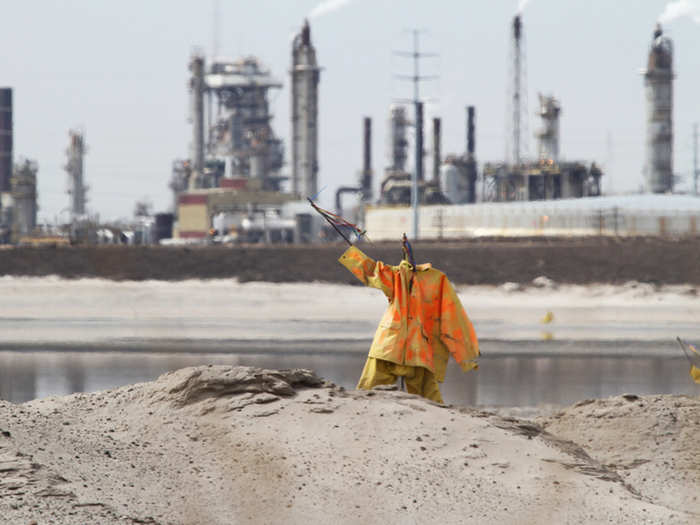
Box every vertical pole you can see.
[694,123,698,196]
[413,101,423,240]
[411,29,421,240]
[513,16,521,166]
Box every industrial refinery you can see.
[362,17,694,241]
[0,88,39,244]
[159,13,699,244]
[0,10,696,245]
[169,20,320,243]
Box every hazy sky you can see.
[1,0,699,222]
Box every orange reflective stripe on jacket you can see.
[339,246,479,381]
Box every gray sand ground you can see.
[1,365,698,524]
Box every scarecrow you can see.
[308,197,479,403]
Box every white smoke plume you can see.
[658,0,700,24]
[308,0,354,19]
[517,0,532,13]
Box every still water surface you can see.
[0,279,697,408]
[1,342,695,407]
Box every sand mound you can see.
[0,367,697,524]
[146,366,325,407]
[538,393,700,516]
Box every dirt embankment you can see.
[1,237,699,284]
[1,366,697,524]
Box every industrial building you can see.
[360,18,699,241]
[0,88,39,243]
[376,105,448,206]
[365,194,700,240]
[164,13,694,245]
[171,20,321,242]
[481,14,603,203]
[10,158,38,240]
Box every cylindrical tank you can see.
[644,24,674,193]
[0,88,12,193]
[439,160,466,204]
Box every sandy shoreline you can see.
[1,278,699,346]
[1,365,698,524]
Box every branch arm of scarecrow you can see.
[307,197,353,246]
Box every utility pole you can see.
[393,30,437,240]
[694,123,698,196]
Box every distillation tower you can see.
[536,94,561,163]
[173,51,285,197]
[11,159,37,238]
[643,24,674,193]
[291,19,321,199]
[65,129,87,219]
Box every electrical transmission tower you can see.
[393,30,438,239]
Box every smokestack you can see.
[644,23,674,193]
[432,117,441,181]
[361,116,372,201]
[291,19,321,198]
[415,101,424,182]
[65,130,87,218]
[466,106,477,204]
[189,54,205,177]
[467,106,475,157]
[0,88,12,194]
[512,15,522,165]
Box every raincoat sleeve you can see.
[439,276,479,372]
[338,246,395,300]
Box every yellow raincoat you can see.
[691,365,700,384]
[339,246,479,402]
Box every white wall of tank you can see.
[365,195,700,240]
